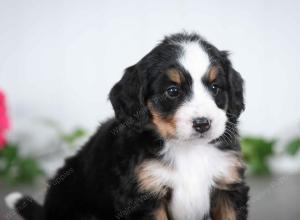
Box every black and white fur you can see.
[5,32,249,220]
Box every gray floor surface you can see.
[0,174,299,220]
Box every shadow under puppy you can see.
[5,32,249,220]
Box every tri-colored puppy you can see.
[5,32,249,220]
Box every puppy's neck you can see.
[159,139,236,220]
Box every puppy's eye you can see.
[166,86,180,98]
[210,84,220,96]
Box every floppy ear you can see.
[109,65,149,128]
[228,67,245,117]
[221,52,245,118]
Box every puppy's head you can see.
[109,33,244,143]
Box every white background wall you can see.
[1,0,300,152]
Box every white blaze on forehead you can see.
[174,41,227,141]
[179,42,210,81]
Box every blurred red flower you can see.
[0,89,10,149]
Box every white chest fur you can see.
[160,140,237,220]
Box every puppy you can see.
[5,32,249,220]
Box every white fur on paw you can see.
[5,192,23,209]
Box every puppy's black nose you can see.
[193,117,211,133]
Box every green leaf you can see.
[0,144,44,185]
[42,119,87,149]
[251,158,270,175]
[286,138,300,156]
[16,158,44,183]
[61,128,87,147]
[241,137,275,175]
[0,144,19,174]
[0,143,19,161]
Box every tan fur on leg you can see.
[211,192,236,220]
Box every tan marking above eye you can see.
[167,68,184,84]
[208,66,218,83]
